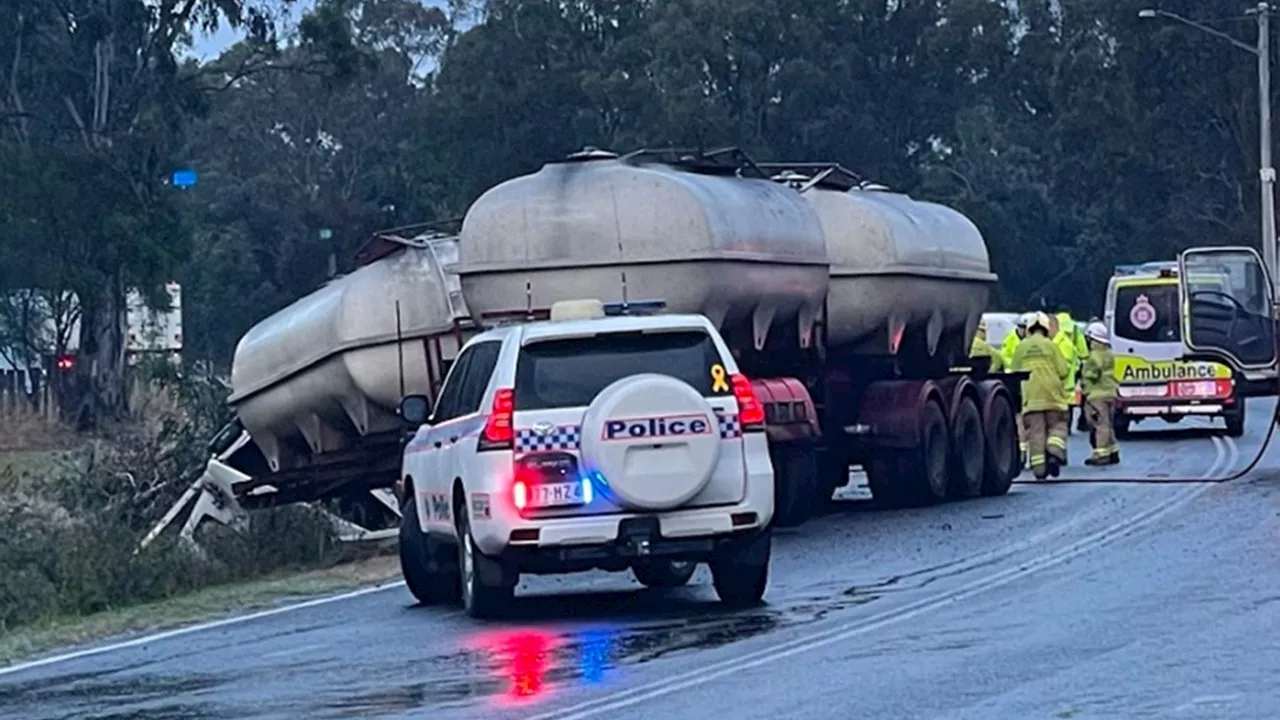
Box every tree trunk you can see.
[66,274,129,431]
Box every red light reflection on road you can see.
[468,629,560,704]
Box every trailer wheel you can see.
[398,495,459,605]
[1224,398,1246,437]
[770,442,816,527]
[866,452,908,508]
[1115,412,1132,440]
[949,395,985,499]
[868,400,950,507]
[911,400,951,504]
[980,393,1016,497]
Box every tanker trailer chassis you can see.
[142,227,477,549]
[731,309,1024,528]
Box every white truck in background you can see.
[0,284,183,382]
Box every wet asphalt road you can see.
[3,403,1279,720]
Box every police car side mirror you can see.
[397,394,432,426]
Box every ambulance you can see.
[1103,262,1244,438]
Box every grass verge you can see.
[0,552,401,666]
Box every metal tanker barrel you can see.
[454,148,831,350]
[227,234,468,472]
[767,165,996,359]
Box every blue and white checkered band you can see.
[515,425,582,453]
[716,412,742,439]
[513,413,741,453]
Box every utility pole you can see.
[1140,3,1277,297]
[1255,2,1276,299]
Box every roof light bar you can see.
[602,299,667,316]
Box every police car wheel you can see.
[633,560,697,588]
[456,510,514,619]
[711,530,771,607]
[398,496,458,605]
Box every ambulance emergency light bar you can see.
[1113,261,1178,277]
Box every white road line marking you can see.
[525,484,1210,720]
[0,581,407,678]
[1204,435,1225,480]
[1221,435,1240,479]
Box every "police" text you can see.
[603,414,712,440]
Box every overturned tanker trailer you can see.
[144,224,473,546]
[453,148,1023,527]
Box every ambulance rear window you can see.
[514,330,726,410]
[1113,284,1180,343]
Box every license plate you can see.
[530,481,584,508]
[1175,381,1218,398]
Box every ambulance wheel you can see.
[1114,413,1132,440]
[1224,399,1246,438]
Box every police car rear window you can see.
[1113,284,1180,343]
[515,331,724,410]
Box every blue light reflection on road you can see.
[474,625,621,705]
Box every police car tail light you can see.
[512,478,529,510]
[731,374,765,430]
[480,388,516,451]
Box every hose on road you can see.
[1017,387,1280,486]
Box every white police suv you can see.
[395,298,775,618]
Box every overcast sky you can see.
[189,1,455,62]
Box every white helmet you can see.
[1086,322,1109,343]
[1018,312,1036,328]
[1028,311,1054,334]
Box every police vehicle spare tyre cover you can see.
[579,373,722,511]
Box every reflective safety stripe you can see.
[1029,454,1046,466]
[1091,447,1110,459]
[1047,437,1067,449]
[1019,443,1029,452]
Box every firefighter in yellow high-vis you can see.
[1011,312,1070,479]
[1082,322,1120,466]
[1006,312,1035,465]
[970,317,1004,372]
[1053,311,1086,434]
[1001,313,1031,369]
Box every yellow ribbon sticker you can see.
[710,363,730,393]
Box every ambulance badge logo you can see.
[1130,294,1157,331]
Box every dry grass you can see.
[0,411,77,453]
